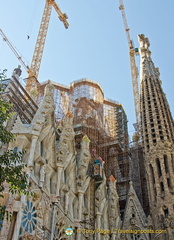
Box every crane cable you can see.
[27,0,40,39]
[0,29,30,68]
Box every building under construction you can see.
[1,32,174,239]
[0,0,173,236]
[1,74,146,216]
[39,78,130,216]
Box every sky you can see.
[0,0,174,139]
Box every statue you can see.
[108,175,120,228]
[95,180,106,213]
[13,65,22,77]
[39,164,45,188]
[77,135,91,188]
[138,34,150,50]
[56,112,75,164]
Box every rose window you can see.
[21,200,37,233]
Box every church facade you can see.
[0,34,173,240]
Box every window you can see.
[40,141,44,156]
[150,164,157,200]
[167,178,171,189]
[160,182,164,193]
[164,155,169,174]
[163,207,168,217]
[129,227,141,240]
[150,165,155,184]
[171,154,174,172]
[156,159,162,177]
[13,147,18,153]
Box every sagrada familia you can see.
[0,33,174,240]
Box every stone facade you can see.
[0,81,123,240]
[0,34,174,240]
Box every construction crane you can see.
[0,28,30,73]
[0,1,68,97]
[118,0,140,137]
[25,0,69,94]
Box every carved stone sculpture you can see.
[56,112,75,164]
[77,135,91,188]
[108,175,120,228]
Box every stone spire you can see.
[138,34,174,152]
[139,34,174,240]
[138,34,159,80]
[121,181,149,240]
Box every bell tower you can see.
[139,34,174,239]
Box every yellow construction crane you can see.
[25,0,69,94]
[118,0,140,137]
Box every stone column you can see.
[76,226,82,240]
[96,212,102,240]
[56,165,63,197]
[78,191,84,220]
[111,233,116,240]
[69,195,74,218]
[27,135,38,168]
[76,192,85,240]
[12,195,26,240]
[64,191,69,215]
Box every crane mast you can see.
[118,0,140,136]
[26,0,69,94]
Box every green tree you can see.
[0,70,28,224]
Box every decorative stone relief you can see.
[31,81,55,135]
[108,175,120,229]
[77,135,91,189]
[53,219,67,240]
[95,180,106,213]
[56,111,75,165]
[121,182,149,240]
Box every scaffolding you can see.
[38,81,69,123]
[38,79,130,214]
[1,75,130,215]
[1,75,38,124]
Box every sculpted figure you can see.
[39,164,45,188]
[35,202,45,239]
[13,65,22,77]
[95,180,106,213]
[77,135,91,188]
[44,165,53,194]
[56,112,75,164]
[44,80,54,105]
[138,34,150,50]
[108,175,120,228]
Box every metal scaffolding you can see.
[38,79,130,214]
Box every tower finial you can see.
[138,34,159,79]
[138,34,150,51]
[138,34,151,59]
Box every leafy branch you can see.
[0,69,28,224]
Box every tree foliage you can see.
[0,70,28,224]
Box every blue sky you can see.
[0,0,174,139]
